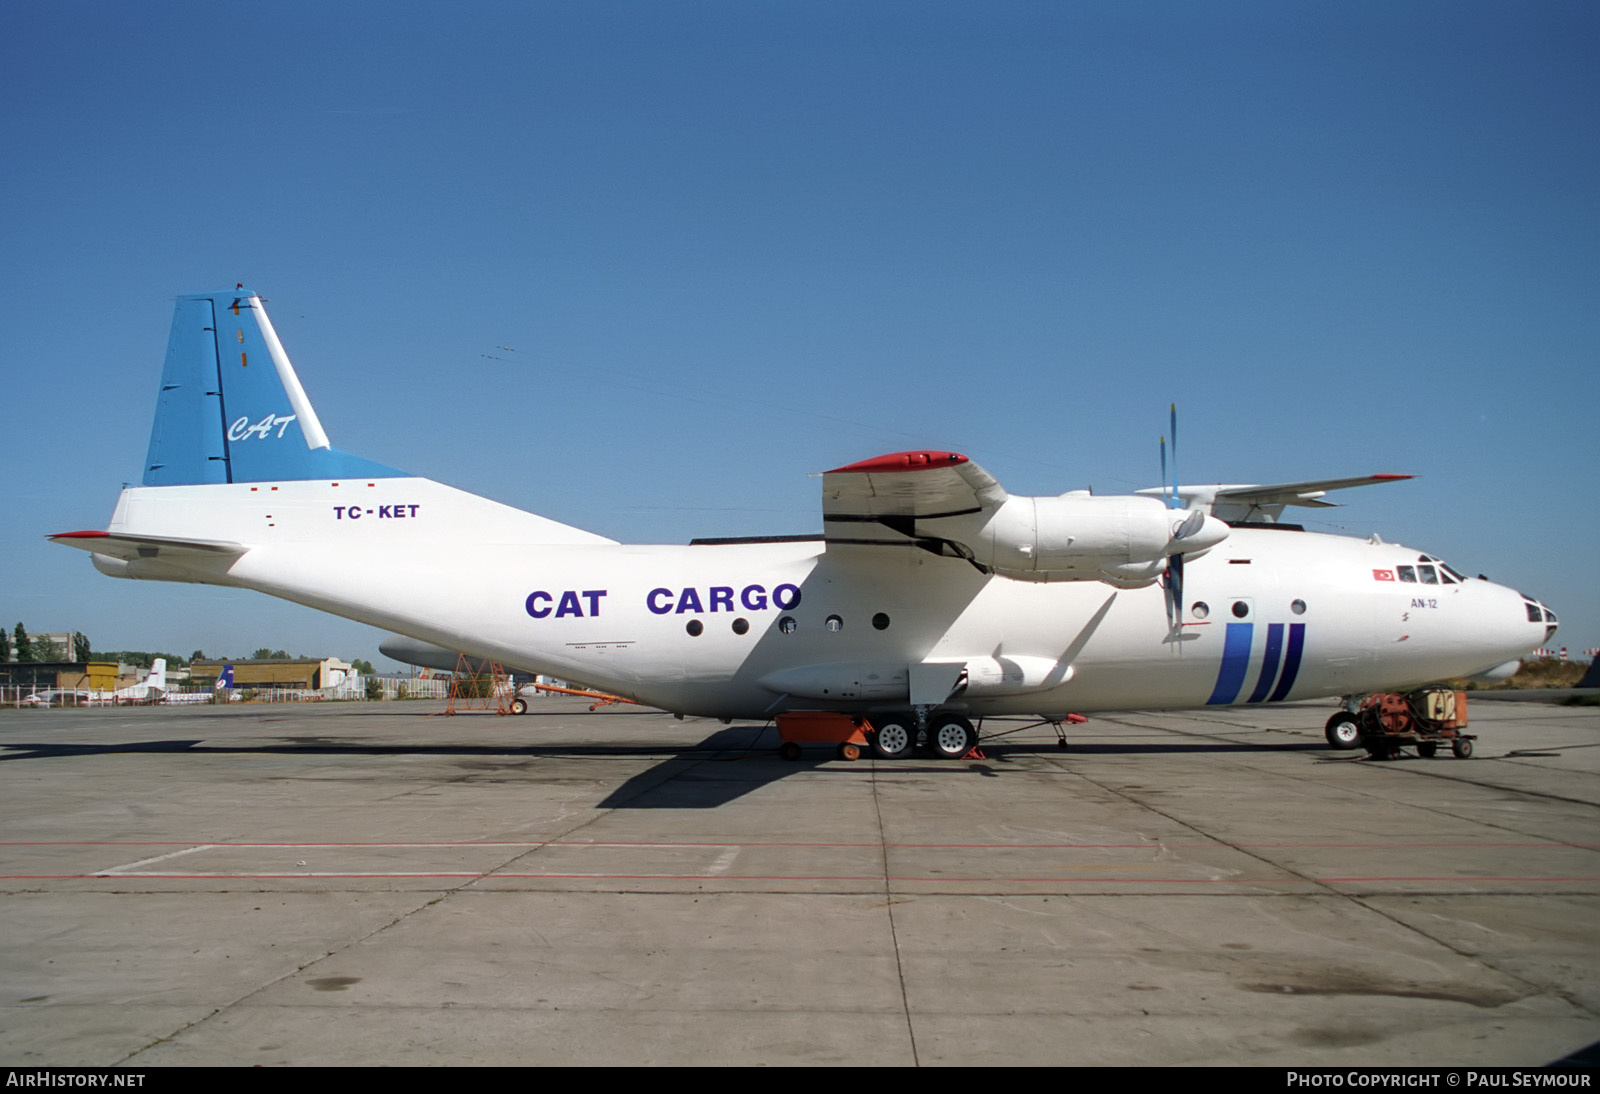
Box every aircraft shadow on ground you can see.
[0,728,1331,809]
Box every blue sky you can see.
[2,1,1596,665]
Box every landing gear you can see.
[870,719,913,760]
[929,714,977,760]
[510,697,528,715]
[1325,711,1361,750]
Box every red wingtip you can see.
[48,530,109,539]
[1371,474,1414,481]
[827,450,969,474]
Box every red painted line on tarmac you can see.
[4,872,1597,884]
[4,839,1593,850]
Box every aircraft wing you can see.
[1135,474,1413,523]
[821,451,1006,520]
[820,450,1008,558]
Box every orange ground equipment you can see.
[775,712,873,761]
[1352,686,1474,760]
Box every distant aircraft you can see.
[52,290,1556,756]
[24,659,170,706]
[163,662,235,704]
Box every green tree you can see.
[190,650,207,664]
[72,632,91,662]
[0,627,9,662]
[351,658,375,674]
[14,623,33,663]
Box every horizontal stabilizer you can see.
[49,529,246,561]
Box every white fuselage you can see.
[90,476,1547,720]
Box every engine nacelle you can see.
[926,494,1229,585]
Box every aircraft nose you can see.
[1521,592,1559,643]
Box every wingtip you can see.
[826,450,969,474]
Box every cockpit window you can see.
[1418,565,1439,585]
[1397,565,1417,583]
[1441,563,1467,582]
[1526,602,1543,623]
[1544,607,1558,623]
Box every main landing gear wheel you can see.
[870,720,913,760]
[929,715,977,760]
[510,697,528,715]
[1325,712,1361,750]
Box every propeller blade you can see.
[1174,508,1206,540]
[1160,436,1169,508]
[1169,403,1180,509]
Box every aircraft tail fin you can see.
[216,664,235,690]
[144,291,403,485]
[146,658,167,692]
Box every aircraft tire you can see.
[511,698,528,715]
[929,715,977,760]
[870,720,913,760]
[1324,712,1361,750]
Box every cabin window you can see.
[825,614,843,632]
[872,612,891,630]
[1231,601,1249,619]
[732,618,749,635]
[1397,566,1417,583]
[1191,602,1209,619]
[1291,599,1306,615]
[685,619,703,637]
[777,616,797,634]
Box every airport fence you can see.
[0,675,550,708]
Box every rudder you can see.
[143,290,402,485]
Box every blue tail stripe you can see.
[144,291,404,485]
[1246,623,1284,703]
[1268,623,1307,702]
[1206,622,1254,705]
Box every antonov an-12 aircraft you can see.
[53,290,1557,758]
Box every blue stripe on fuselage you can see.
[1246,623,1284,704]
[1206,622,1254,705]
[1267,622,1306,702]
